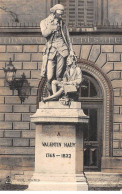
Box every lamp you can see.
[3,58,31,103]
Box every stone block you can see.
[113,132,122,140]
[7,45,22,53]
[114,106,120,114]
[101,157,122,171]
[101,45,113,53]
[0,113,4,121]
[5,96,20,104]
[0,138,12,146]
[23,62,38,70]
[120,124,122,131]
[30,123,36,130]
[13,105,29,113]
[112,80,122,88]
[4,130,21,138]
[30,139,35,147]
[0,147,34,155]
[107,53,120,62]
[24,45,38,53]
[38,62,42,70]
[16,70,31,79]
[0,62,5,69]
[114,97,122,105]
[0,122,12,130]
[0,131,4,137]
[120,107,122,114]
[113,124,120,132]
[30,105,36,113]
[113,141,119,149]
[80,45,92,60]
[22,113,31,122]
[114,62,122,70]
[114,45,122,52]
[5,113,21,121]
[13,122,30,130]
[23,96,37,105]
[0,54,13,61]
[0,70,5,78]
[114,114,122,123]
[120,141,122,149]
[88,45,100,62]
[102,62,114,73]
[22,131,35,138]
[13,138,29,147]
[0,46,6,52]
[15,54,31,62]
[0,105,12,113]
[120,142,122,148]
[0,156,34,171]
[107,71,121,80]
[31,88,38,96]
[12,62,22,69]
[0,97,4,104]
[29,79,40,87]
[72,45,81,58]
[113,150,122,157]
[114,89,120,97]
[31,70,40,79]
[0,79,5,86]
[32,53,43,62]
[0,87,12,96]
[39,45,45,52]
[95,53,107,68]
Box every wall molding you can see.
[77,58,113,157]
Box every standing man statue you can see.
[40,4,75,94]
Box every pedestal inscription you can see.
[36,124,77,174]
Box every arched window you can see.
[78,72,103,171]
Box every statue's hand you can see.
[50,24,58,32]
[62,82,68,85]
[70,50,75,56]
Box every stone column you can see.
[28,101,89,191]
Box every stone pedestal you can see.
[28,101,89,191]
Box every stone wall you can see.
[0,34,122,174]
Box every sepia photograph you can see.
[0,0,122,191]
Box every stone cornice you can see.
[0,26,122,34]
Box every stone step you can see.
[11,171,122,188]
[85,172,122,188]
[13,174,87,182]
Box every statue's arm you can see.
[68,68,82,85]
[66,26,73,52]
[40,20,53,38]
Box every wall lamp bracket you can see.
[3,58,32,103]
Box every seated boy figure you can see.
[43,55,82,102]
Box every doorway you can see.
[78,72,103,171]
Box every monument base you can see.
[28,101,89,191]
[27,173,88,191]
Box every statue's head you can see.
[50,4,64,19]
[67,55,77,67]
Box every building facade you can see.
[0,0,122,188]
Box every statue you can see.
[42,55,82,104]
[40,4,75,94]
